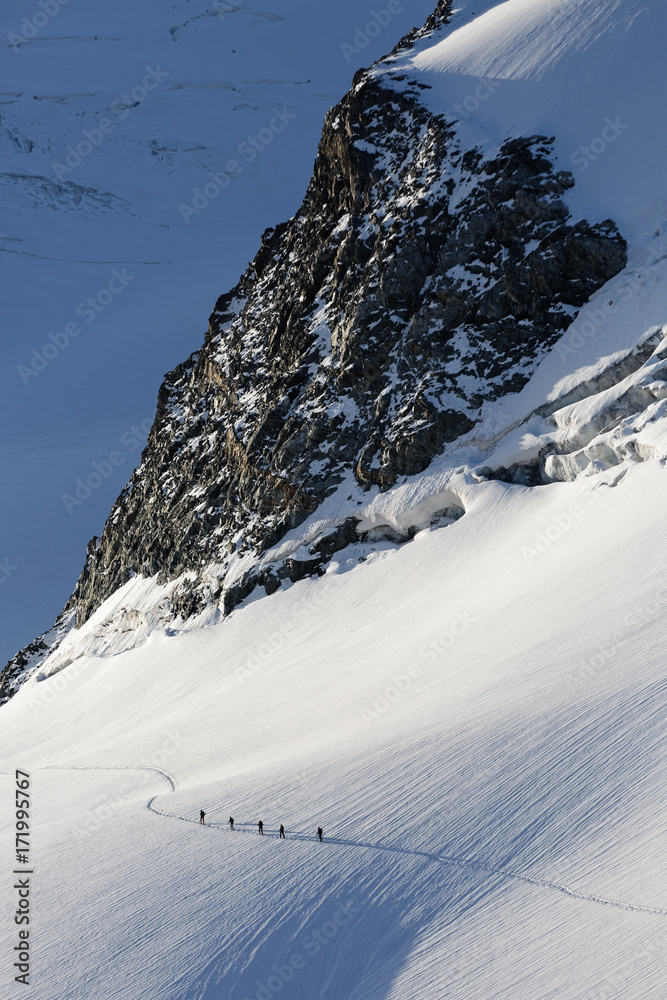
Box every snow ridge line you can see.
[15,766,667,917]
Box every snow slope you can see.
[2,1,667,997]
[397,0,667,248]
[2,457,667,998]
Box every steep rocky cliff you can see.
[1,0,627,703]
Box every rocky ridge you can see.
[1,0,628,703]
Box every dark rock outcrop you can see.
[0,609,73,704]
[1,0,627,702]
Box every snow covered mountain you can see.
[0,0,631,693]
[0,0,440,666]
[2,1,667,998]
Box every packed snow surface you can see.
[3,456,667,998]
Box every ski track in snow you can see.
[32,764,667,919]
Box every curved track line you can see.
[28,765,667,917]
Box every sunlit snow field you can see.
[2,458,667,998]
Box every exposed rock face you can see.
[2,0,627,701]
[0,609,73,704]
